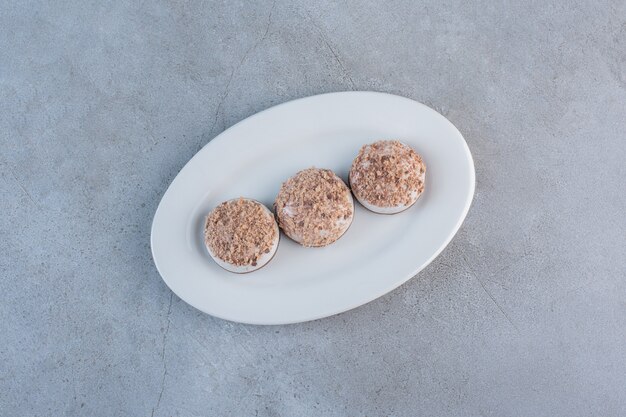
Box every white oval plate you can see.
[151,92,475,325]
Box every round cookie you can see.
[349,140,426,214]
[204,198,279,273]
[274,168,354,247]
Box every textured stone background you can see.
[1,0,625,416]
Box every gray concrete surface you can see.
[1,0,625,415]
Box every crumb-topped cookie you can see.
[349,140,426,214]
[274,168,353,247]
[204,198,279,273]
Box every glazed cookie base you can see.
[207,228,279,273]
[355,190,421,214]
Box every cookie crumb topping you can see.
[204,198,277,266]
[274,168,353,247]
[350,140,426,208]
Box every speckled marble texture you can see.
[1,0,625,416]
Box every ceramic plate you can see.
[151,92,475,324]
